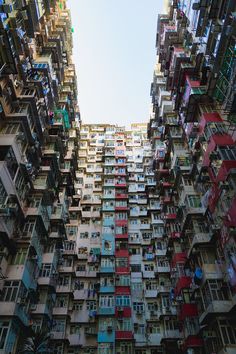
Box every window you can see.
[219,320,236,345]
[133,302,144,312]
[73,301,83,311]
[53,319,66,333]
[98,344,113,354]
[66,226,78,236]
[149,323,160,334]
[99,319,114,331]
[193,220,208,233]
[130,264,141,272]
[131,282,142,291]
[74,280,84,290]
[117,318,132,331]
[101,258,114,268]
[39,264,52,277]
[3,147,18,179]
[22,221,35,237]
[0,322,9,350]
[86,301,97,311]
[1,281,20,302]
[116,295,131,307]
[147,302,158,312]
[144,264,154,271]
[99,295,114,307]
[0,179,7,205]
[165,319,178,331]
[32,319,42,333]
[117,275,130,286]
[70,325,81,334]
[64,241,75,251]
[116,258,128,268]
[1,123,20,134]
[10,248,27,265]
[146,280,157,290]
[56,296,68,308]
[50,344,64,354]
[91,232,100,238]
[58,276,70,286]
[202,280,231,308]
[186,195,201,208]
[80,232,89,239]
[45,243,54,253]
[162,296,170,308]
[119,343,133,354]
[134,324,145,334]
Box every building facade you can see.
[0,0,80,353]
[0,0,236,354]
[148,1,236,354]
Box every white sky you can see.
[67,0,164,126]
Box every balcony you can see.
[187,232,212,257]
[140,223,151,230]
[58,265,74,274]
[0,301,29,327]
[115,219,128,227]
[33,174,49,191]
[162,330,182,340]
[50,331,67,341]
[116,193,128,199]
[115,180,127,188]
[50,205,67,221]
[102,204,115,212]
[99,285,115,293]
[75,270,97,277]
[97,307,115,316]
[115,233,128,240]
[156,264,170,273]
[100,265,115,273]
[115,249,129,258]
[115,331,133,340]
[199,300,233,324]
[103,192,116,199]
[175,276,192,295]
[179,303,198,321]
[52,306,69,316]
[183,336,204,350]
[103,218,115,227]
[202,263,223,281]
[31,303,51,317]
[98,330,115,343]
[37,275,57,288]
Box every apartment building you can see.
[148,1,236,354]
[76,123,167,354]
[0,0,80,353]
[1,0,236,353]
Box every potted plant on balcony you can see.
[18,329,50,354]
